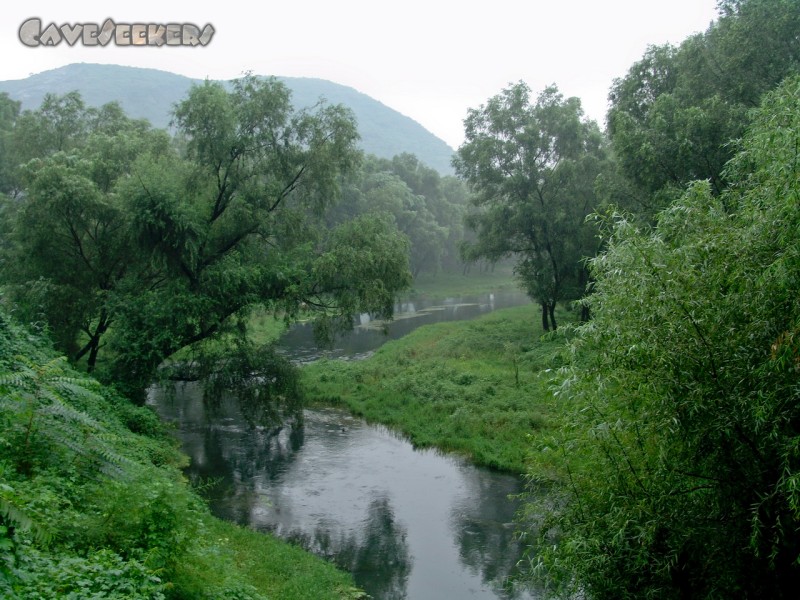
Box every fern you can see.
[0,483,51,545]
[0,354,134,479]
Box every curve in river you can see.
[151,290,540,599]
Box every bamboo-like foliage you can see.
[524,76,800,599]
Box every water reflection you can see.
[452,468,534,598]
[150,290,539,599]
[284,495,412,600]
[152,391,537,599]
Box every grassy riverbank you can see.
[0,310,360,600]
[301,303,573,474]
[174,517,362,599]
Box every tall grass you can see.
[302,304,574,473]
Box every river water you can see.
[278,290,531,362]
[151,291,539,599]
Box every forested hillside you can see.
[0,63,455,174]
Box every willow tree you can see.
[3,77,412,412]
[3,101,169,368]
[454,83,608,329]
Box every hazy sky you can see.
[1,1,720,149]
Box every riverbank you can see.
[301,303,573,474]
[177,516,363,599]
[0,310,362,600]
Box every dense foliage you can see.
[327,153,472,277]
[525,75,800,598]
[0,76,413,408]
[0,309,359,598]
[607,0,800,214]
[2,1,799,598]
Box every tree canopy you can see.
[607,0,800,214]
[326,153,469,278]
[454,83,609,329]
[1,76,412,409]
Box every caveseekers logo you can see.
[19,18,215,47]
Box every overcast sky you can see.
[1,0,720,149]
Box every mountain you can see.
[0,63,455,174]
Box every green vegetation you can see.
[1,75,412,411]
[0,63,455,174]
[403,266,521,299]
[0,73,479,599]
[2,1,800,598]
[176,518,364,600]
[524,75,800,598]
[0,309,359,599]
[454,84,609,330]
[607,0,800,215]
[302,303,570,473]
[328,152,472,277]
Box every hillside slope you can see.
[0,63,455,173]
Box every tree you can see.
[607,0,800,215]
[0,93,20,196]
[387,153,471,274]
[344,168,446,278]
[323,153,470,278]
[2,78,412,409]
[11,92,91,166]
[2,105,170,370]
[525,75,800,599]
[454,83,608,330]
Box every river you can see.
[151,290,539,599]
[278,290,531,363]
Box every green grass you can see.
[405,265,522,299]
[245,307,290,345]
[301,303,575,474]
[174,516,363,600]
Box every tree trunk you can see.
[541,302,550,332]
[87,341,101,372]
[580,304,591,322]
[74,311,110,373]
[548,301,558,331]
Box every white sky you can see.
[0,1,720,149]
